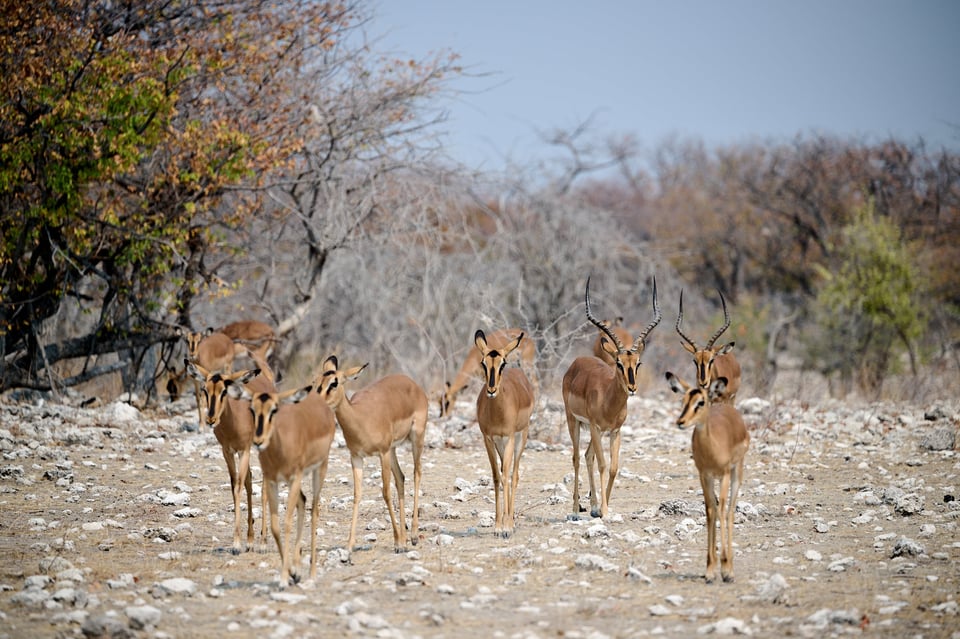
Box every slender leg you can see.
[380,451,402,552]
[220,448,243,554]
[700,471,719,583]
[346,454,364,557]
[567,412,582,516]
[281,471,303,586]
[500,434,516,536]
[309,461,327,580]
[410,419,424,546]
[604,429,622,516]
[482,435,503,535]
[587,425,605,517]
[722,460,744,583]
[265,478,282,574]
[389,447,407,548]
[509,428,528,531]
[239,449,255,550]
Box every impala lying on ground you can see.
[474,329,535,537]
[562,276,661,518]
[440,327,536,418]
[241,383,336,586]
[315,356,429,560]
[666,371,750,583]
[186,361,274,554]
[676,290,741,404]
[592,317,633,366]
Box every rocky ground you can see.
[1,387,958,639]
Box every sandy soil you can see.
[1,391,958,638]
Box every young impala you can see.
[241,384,336,586]
[314,355,429,560]
[186,361,274,554]
[474,329,535,537]
[665,371,750,583]
[562,276,661,518]
[675,290,741,404]
[440,327,536,417]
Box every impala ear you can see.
[238,368,261,384]
[322,355,338,373]
[680,341,697,355]
[599,336,618,357]
[281,386,312,405]
[719,342,736,355]
[505,331,524,355]
[665,371,688,394]
[709,376,728,400]
[474,329,487,353]
[341,363,367,380]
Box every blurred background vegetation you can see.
[2,0,957,407]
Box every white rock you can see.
[157,577,197,595]
[126,604,162,629]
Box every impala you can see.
[665,371,750,583]
[221,320,278,371]
[186,361,274,554]
[314,355,429,559]
[241,384,336,586]
[675,290,741,404]
[474,329,535,537]
[179,327,237,427]
[562,276,661,518]
[591,317,633,366]
[440,327,536,417]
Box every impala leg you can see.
[220,448,243,554]
[388,448,407,550]
[381,450,403,552]
[308,461,326,580]
[265,479,282,576]
[604,429,622,517]
[346,455,364,558]
[567,413,583,516]
[258,473,269,552]
[482,435,503,536]
[700,471,719,583]
[239,449,255,551]
[500,434,517,536]
[509,429,528,533]
[282,471,303,586]
[722,460,744,583]
[587,425,604,517]
[717,469,732,584]
[410,422,424,546]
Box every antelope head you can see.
[475,329,523,399]
[585,276,661,395]
[676,289,735,391]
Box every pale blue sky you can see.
[373,1,960,170]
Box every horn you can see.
[584,277,625,352]
[634,276,662,349]
[675,289,698,351]
[705,289,731,349]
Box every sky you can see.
[373,1,960,171]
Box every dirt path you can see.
[1,395,958,638]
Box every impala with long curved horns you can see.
[676,290,741,404]
[562,276,661,518]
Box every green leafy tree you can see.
[807,201,923,395]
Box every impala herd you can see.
[176,280,750,586]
